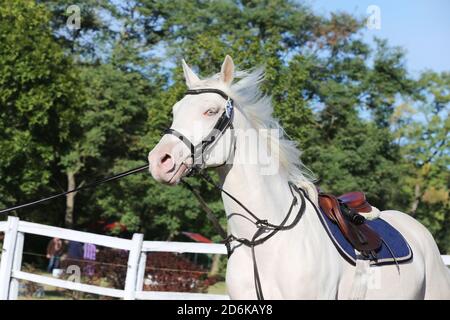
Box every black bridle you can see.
[163,88,235,175]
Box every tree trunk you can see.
[209,254,221,276]
[409,183,421,217]
[65,171,76,228]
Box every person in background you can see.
[66,240,84,262]
[46,237,63,273]
[83,243,97,276]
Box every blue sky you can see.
[306,0,450,75]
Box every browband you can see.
[185,88,230,101]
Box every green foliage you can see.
[0,0,80,213]
[390,71,449,252]
[0,1,448,252]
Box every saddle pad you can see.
[316,206,413,266]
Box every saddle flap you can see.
[319,193,381,253]
[347,223,382,252]
[318,194,339,223]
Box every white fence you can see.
[0,216,229,300]
[1,216,449,300]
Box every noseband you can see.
[163,88,235,175]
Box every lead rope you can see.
[0,164,149,215]
[182,171,306,300]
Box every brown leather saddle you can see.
[318,191,382,256]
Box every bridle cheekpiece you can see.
[163,88,235,175]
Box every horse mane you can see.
[192,68,319,204]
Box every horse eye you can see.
[204,108,219,116]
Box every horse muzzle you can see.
[148,140,192,185]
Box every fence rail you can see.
[0,216,229,300]
[0,216,449,300]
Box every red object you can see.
[182,232,212,243]
[104,222,127,232]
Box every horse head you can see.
[148,56,237,184]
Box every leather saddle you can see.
[318,191,382,255]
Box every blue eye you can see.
[204,108,219,116]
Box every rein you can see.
[0,165,149,215]
[184,171,306,300]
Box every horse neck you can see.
[216,118,299,240]
[219,166,294,238]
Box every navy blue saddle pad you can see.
[316,207,413,266]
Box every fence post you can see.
[8,231,24,300]
[0,216,20,300]
[124,233,144,300]
[136,252,147,293]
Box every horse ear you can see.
[182,59,200,88]
[220,55,234,86]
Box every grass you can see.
[17,270,227,299]
[207,281,227,295]
[17,271,108,300]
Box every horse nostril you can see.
[158,153,175,172]
[160,153,172,165]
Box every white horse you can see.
[148,55,450,299]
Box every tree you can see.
[0,1,81,226]
[59,64,152,227]
[145,0,414,216]
[391,71,449,252]
[38,0,164,229]
[1,0,447,255]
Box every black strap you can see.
[200,172,303,232]
[181,179,227,239]
[0,165,149,215]
[163,88,234,173]
[183,171,306,300]
[185,88,230,100]
[163,128,195,156]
